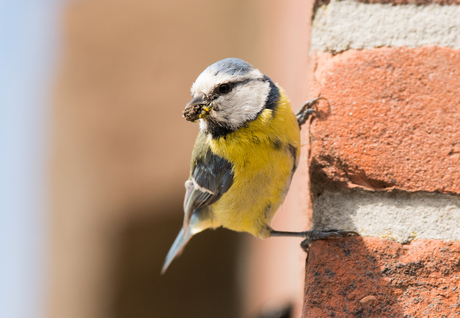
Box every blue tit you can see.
[162,58,356,274]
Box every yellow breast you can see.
[208,87,300,238]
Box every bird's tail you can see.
[161,226,193,274]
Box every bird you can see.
[162,58,356,273]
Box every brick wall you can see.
[302,0,460,316]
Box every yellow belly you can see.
[208,88,300,238]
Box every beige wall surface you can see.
[50,0,313,317]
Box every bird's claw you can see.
[296,97,328,127]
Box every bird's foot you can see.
[270,228,359,252]
[300,229,359,252]
[296,97,328,127]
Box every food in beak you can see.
[183,100,211,122]
[183,103,202,122]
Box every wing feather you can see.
[182,141,233,233]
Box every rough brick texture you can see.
[305,1,460,317]
[309,46,460,195]
[303,238,460,317]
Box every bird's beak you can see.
[183,95,212,122]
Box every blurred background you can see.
[1,0,313,317]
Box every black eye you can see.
[218,83,231,94]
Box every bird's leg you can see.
[296,97,328,127]
[270,229,359,252]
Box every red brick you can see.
[309,47,460,194]
[303,238,460,317]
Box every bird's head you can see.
[183,58,278,137]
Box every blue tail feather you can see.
[161,226,192,274]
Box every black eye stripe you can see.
[210,78,266,99]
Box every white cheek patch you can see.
[210,80,270,129]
